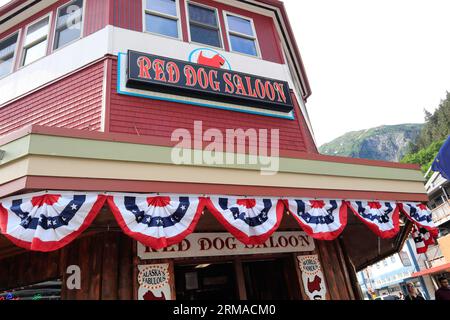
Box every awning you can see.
[411,262,450,277]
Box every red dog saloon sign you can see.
[126,50,293,113]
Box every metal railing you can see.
[432,200,450,226]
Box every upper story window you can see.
[225,13,259,57]
[21,15,51,67]
[53,0,84,50]
[144,0,180,39]
[188,3,222,48]
[0,32,19,78]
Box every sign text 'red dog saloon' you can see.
[126,50,294,112]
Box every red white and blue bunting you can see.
[348,201,400,238]
[284,199,348,240]
[0,191,439,253]
[107,195,206,249]
[412,224,435,254]
[400,202,439,238]
[0,192,106,252]
[205,197,284,245]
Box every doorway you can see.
[175,262,239,300]
[174,256,301,300]
[243,258,300,299]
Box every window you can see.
[21,16,51,67]
[0,32,19,78]
[383,260,388,266]
[390,255,396,263]
[144,0,180,38]
[225,13,258,56]
[53,0,84,50]
[188,3,221,48]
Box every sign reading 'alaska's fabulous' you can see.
[126,50,294,112]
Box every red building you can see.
[0,0,436,300]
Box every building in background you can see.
[358,172,450,300]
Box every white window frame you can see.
[52,0,86,52]
[223,11,261,58]
[186,1,223,49]
[142,0,182,40]
[0,29,21,80]
[19,12,53,68]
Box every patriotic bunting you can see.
[0,192,106,252]
[412,224,435,254]
[400,203,439,238]
[348,201,400,238]
[284,199,347,240]
[0,190,439,253]
[107,195,206,249]
[205,197,284,245]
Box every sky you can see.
[284,0,450,145]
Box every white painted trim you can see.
[185,0,224,49]
[0,29,21,80]
[51,0,86,53]
[222,10,261,59]
[142,0,183,41]
[100,59,108,132]
[18,12,53,69]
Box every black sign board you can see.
[126,50,293,113]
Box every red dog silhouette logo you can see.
[197,51,225,68]
[307,275,322,293]
[143,290,166,300]
[189,48,231,70]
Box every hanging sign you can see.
[297,254,327,300]
[126,50,294,112]
[137,263,173,300]
[138,231,315,259]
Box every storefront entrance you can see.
[174,256,301,300]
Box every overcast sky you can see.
[1,0,449,145]
[284,0,450,145]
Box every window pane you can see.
[230,34,257,56]
[0,33,18,76]
[54,0,83,49]
[25,17,49,46]
[0,33,18,60]
[23,39,47,66]
[146,0,177,16]
[188,4,217,26]
[190,24,220,47]
[0,58,13,78]
[146,14,178,38]
[227,15,253,36]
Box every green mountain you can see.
[319,124,424,162]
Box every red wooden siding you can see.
[108,59,307,153]
[0,62,104,136]
[84,0,110,36]
[112,0,142,31]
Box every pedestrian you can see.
[435,276,450,300]
[404,282,425,300]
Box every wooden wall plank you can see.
[117,234,133,300]
[101,232,119,300]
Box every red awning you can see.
[411,263,450,277]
